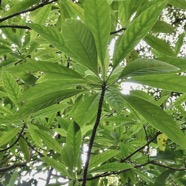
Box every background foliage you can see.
[0,0,186,185]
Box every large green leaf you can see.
[119,59,179,78]
[85,0,111,68]
[89,150,120,169]
[16,89,84,118]
[90,163,132,173]
[158,57,186,72]
[7,61,84,79]
[123,95,186,148]
[2,71,22,105]
[105,88,125,113]
[113,0,168,67]
[36,130,62,153]
[144,34,176,57]
[127,74,186,93]
[0,128,19,148]
[28,24,78,59]
[59,0,84,21]
[66,122,81,167]
[62,19,98,74]
[71,94,99,126]
[151,20,174,33]
[4,0,40,16]
[169,0,186,9]
[41,156,70,177]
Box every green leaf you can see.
[19,138,30,161]
[71,94,99,126]
[123,95,186,148]
[28,23,75,57]
[90,163,132,173]
[62,19,98,74]
[105,89,125,113]
[27,125,42,147]
[59,0,84,21]
[119,59,179,78]
[2,71,21,105]
[89,150,120,169]
[127,74,186,93]
[7,61,84,79]
[0,44,12,56]
[4,0,40,16]
[169,0,186,9]
[66,122,81,167]
[16,89,84,118]
[175,33,185,55]
[0,105,13,115]
[41,156,70,177]
[154,170,174,186]
[0,128,19,148]
[144,34,176,57]
[151,20,174,33]
[113,0,168,67]
[85,0,111,67]
[36,130,62,153]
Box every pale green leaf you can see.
[175,33,185,55]
[169,0,186,9]
[144,34,176,57]
[4,0,40,16]
[113,0,168,67]
[0,128,19,148]
[89,150,120,169]
[16,89,84,118]
[123,95,186,148]
[105,88,125,113]
[62,19,98,74]
[0,105,13,115]
[127,74,186,93]
[71,94,99,126]
[2,71,21,105]
[19,138,30,161]
[41,156,70,177]
[90,163,132,173]
[36,130,62,153]
[151,20,174,33]
[85,0,111,67]
[120,58,179,78]
[66,122,81,167]
[28,125,42,147]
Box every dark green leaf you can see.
[123,95,186,148]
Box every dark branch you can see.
[46,168,53,185]
[120,132,160,163]
[0,123,26,152]
[0,0,57,23]
[110,27,126,35]
[0,161,27,173]
[82,82,107,186]
[0,25,30,29]
[21,135,44,157]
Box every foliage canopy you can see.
[0,0,186,185]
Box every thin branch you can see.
[0,161,27,172]
[172,17,186,25]
[0,25,30,29]
[110,27,126,35]
[0,123,26,152]
[0,0,57,23]
[82,82,107,186]
[46,168,53,185]
[143,125,150,161]
[120,132,160,163]
[21,135,44,157]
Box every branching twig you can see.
[82,82,107,186]
[0,123,26,152]
[120,132,160,163]
[46,168,53,185]
[0,0,57,23]
[21,135,44,157]
[0,161,27,173]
